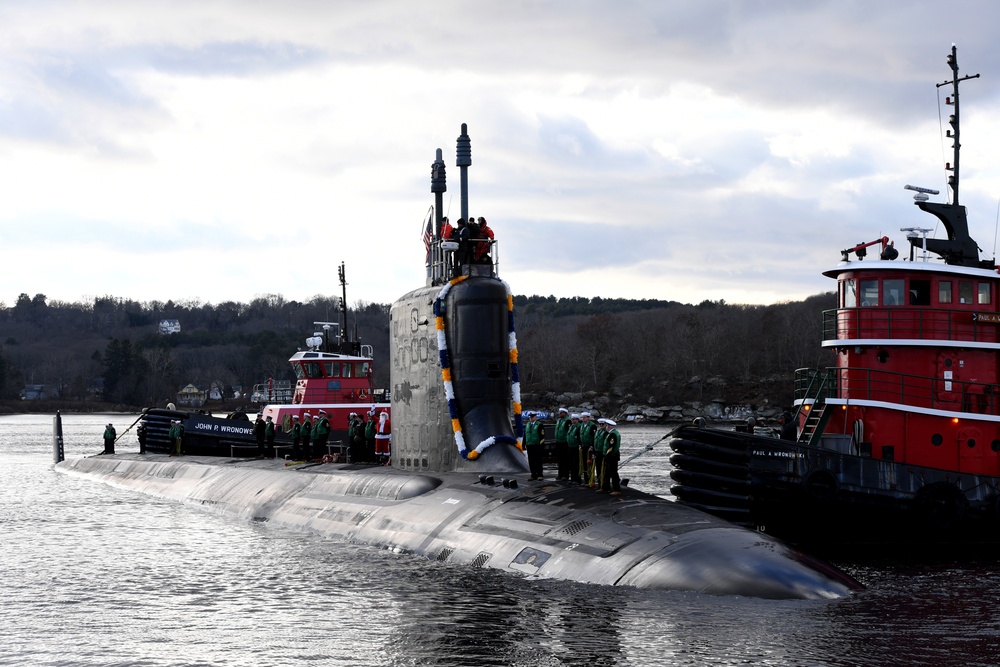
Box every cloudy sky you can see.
[4,0,1000,309]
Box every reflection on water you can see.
[2,415,1000,666]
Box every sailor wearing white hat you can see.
[300,413,313,459]
[578,413,598,486]
[602,419,622,496]
[593,419,609,491]
[567,413,583,484]
[554,408,572,480]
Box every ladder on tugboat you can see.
[795,369,835,446]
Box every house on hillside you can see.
[176,384,206,408]
[159,319,181,334]
[21,384,56,400]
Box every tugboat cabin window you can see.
[939,280,952,304]
[304,362,323,378]
[324,362,339,377]
[842,279,857,308]
[859,279,878,307]
[979,282,992,305]
[884,279,905,306]
[342,363,353,378]
[909,279,931,305]
[358,361,371,377]
[959,281,974,304]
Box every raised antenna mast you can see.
[939,44,980,206]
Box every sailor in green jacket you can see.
[168,419,184,456]
[579,413,597,487]
[102,423,116,455]
[524,412,546,480]
[313,409,331,459]
[566,413,582,484]
[553,407,572,480]
[593,418,609,491]
[601,419,622,496]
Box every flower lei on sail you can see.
[434,276,524,460]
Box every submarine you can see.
[54,124,859,599]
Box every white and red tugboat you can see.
[669,46,1000,549]
[140,263,389,458]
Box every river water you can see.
[3,413,999,666]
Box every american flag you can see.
[421,207,434,262]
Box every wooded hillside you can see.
[0,290,837,411]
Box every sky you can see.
[5,1,1000,309]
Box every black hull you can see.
[140,408,350,459]
[669,424,1000,552]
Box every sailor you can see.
[168,419,184,457]
[454,218,478,274]
[375,410,391,464]
[579,413,597,487]
[313,409,331,459]
[264,415,276,456]
[300,413,312,459]
[524,412,546,480]
[364,410,377,462]
[347,412,362,462]
[254,413,266,457]
[553,407,572,481]
[290,415,302,459]
[779,411,797,441]
[102,423,116,455]
[136,419,147,454]
[567,414,582,484]
[593,419,608,491]
[441,216,454,240]
[475,217,494,264]
[601,419,622,496]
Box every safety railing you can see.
[794,366,1000,415]
[822,307,1000,343]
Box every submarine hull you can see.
[56,453,857,598]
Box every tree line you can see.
[0,290,836,409]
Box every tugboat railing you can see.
[794,366,1000,416]
[823,307,1000,344]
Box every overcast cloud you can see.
[3,0,1000,308]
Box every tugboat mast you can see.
[939,44,980,206]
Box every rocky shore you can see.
[524,391,788,426]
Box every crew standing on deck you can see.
[601,419,622,496]
[553,407,571,481]
[313,409,331,459]
[579,413,597,487]
[348,412,363,462]
[253,413,266,457]
[365,410,377,462]
[475,217,494,265]
[567,414,582,484]
[593,418,608,491]
[524,412,546,480]
[375,410,391,464]
[102,423,116,455]
[300,413,312,459]
[264,415,276,456]
[290,415,302,459]
[168,419,184,456]
[136,419,147,454]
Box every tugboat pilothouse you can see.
[669,46,1000,548]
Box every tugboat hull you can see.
[670,424,1000,550]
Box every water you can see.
[3,414,1000,666]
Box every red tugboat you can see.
[139,263,389,459]
[254,263,389,434]
[669,46,1000,549]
